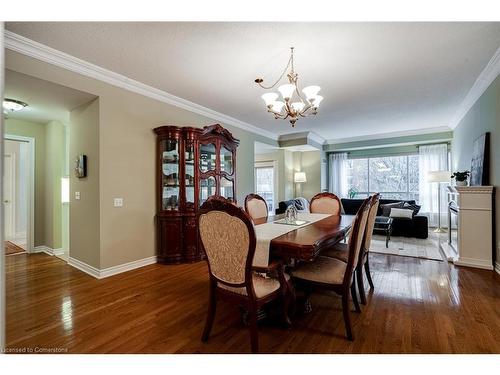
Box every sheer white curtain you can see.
[329,153,348,198]
[418,144,449,227]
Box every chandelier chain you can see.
[257,51,294,90]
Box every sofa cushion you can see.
[403,202,421,216]
[380,202,404,216]
[389,207,414,219]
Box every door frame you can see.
[3,151,16,240]
[4,134,35,253]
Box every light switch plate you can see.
[75,191,81,200]
[114,198,124,207]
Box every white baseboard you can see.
[53,248,65,256]
[68,255,157,279]
[495,261,500,276]
[33,246,53,256]
[99,256,157,278]
[453,257,494,270]
[68,257,100,278]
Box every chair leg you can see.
[351,282,361,313]
[249,305,259,353]
[341,293,354,341]
[303,284,313,313]
[201,283,217,342]
[356,266,367,305]
[283,280,296,324]
[365,257,374,290]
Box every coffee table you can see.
[373,217,393,248]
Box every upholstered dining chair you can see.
[310,192,342,215]
[244,193,269,223]
[291,196,372,341]
[198,196,291,353]
[323,194,380,305]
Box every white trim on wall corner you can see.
[68,257,100,279]
[450,45,500,129]
[67,256,157,279]
[33,246,54,256]
[495,261,500,276]
[53,248,65,256]
[4,31,279,141]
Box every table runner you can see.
[253,213,331,267]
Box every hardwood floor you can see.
[5,252,500,353]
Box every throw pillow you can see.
[293,199,304,210]
[389,208,413,219]
[381,202,403,217]
[403,202,421,216]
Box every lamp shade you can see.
[427,170,450,183]
[294,172,307,183]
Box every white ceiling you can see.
[4,69,97,124]
[5,22,500,141]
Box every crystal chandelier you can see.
[255,47,323,127]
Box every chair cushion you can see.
[292,256,347,285]
[218,273,286,298]
[322,242,349,262]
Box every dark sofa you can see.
[341,198,428,239]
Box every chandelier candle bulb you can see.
[262,92,279,107]
[291,102,305,112]
[271,101,285,113]
[278,84,296,101]
[312,95,324,108]
[302,85,321,101]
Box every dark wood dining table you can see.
[253,214,355,262]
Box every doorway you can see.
[3,135,34,255]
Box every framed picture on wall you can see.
[75,154,87,178]
[470,132,490,186]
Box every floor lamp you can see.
[294,172,307,197]
[427,170,450,233]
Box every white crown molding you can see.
[326,126,452,145]
[450,45,500,129]
[68,255,157,279]
[4,30,279,141]
[307,131,326,145]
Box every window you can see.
[345,155,419,202]
[254,163,275,213]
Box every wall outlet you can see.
[75,191,81,200]
[114,198,124,207]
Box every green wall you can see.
[452,74,500,265]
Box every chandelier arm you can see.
[257,53,293,90]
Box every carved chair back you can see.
[310,192,342,215]
[198,196,256,294]
[343,196,372,286]
[362,193,380,256]
[244,194,269,223]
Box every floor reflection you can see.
[61,295,73,332]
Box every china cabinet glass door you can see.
[200,176,216,206]
[161,138,180,210]
[184,140,195,208]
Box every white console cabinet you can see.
[446,186,494,270]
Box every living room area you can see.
[255,123,495,268]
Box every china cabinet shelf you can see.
[154,124,239,264]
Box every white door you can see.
[3,153,16,240]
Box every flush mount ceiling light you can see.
[3,98,28,115]
[255,47,323,127]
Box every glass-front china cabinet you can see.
[154,124,239,264]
